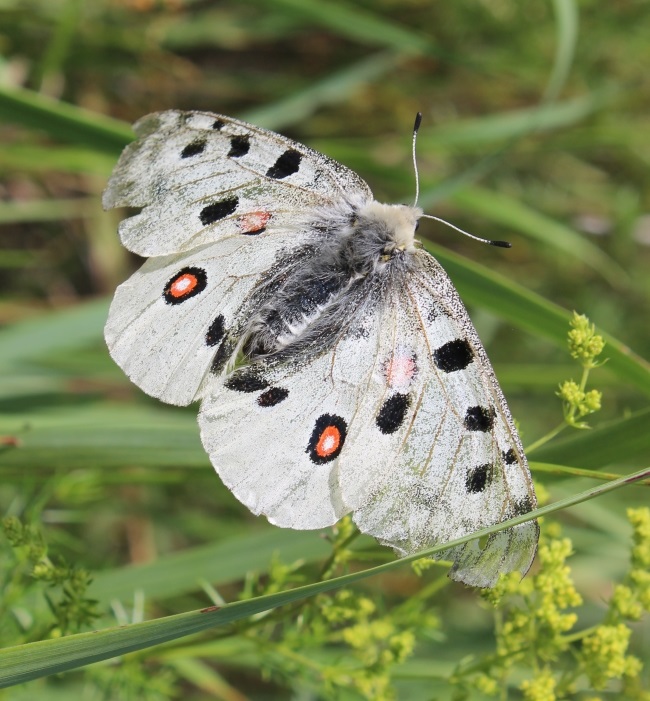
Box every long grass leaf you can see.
[0,299,109,370]
[448,186,628,288]
[0,85,132,152]
[420,89,619,148]
[529,408,650,468]
[544,0,579,102]
[1,467,647,687]
[89,529,332,605]
[426,243,650,396]
[263,0,433,55]
[242,51,402,130]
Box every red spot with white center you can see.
[238,210,271,235]
[170,273,198,298]
[169,274,198,297]
[383,353,418,389]
[315,425,341,459]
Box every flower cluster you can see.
[557,313,605,429]
[567,312,606,368]
[557,380,602,426]
[472,509,649,700]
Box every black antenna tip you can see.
[413,112,423,134]
[490,239,512,248]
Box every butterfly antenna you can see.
[411,112,510,248]
[412,112,422,207]
[420,213,512,248]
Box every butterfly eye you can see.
[415,221,420,232]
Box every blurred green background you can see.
[1,0,649,698]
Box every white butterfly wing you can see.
[337,252,538,586]
[103,110,373,257]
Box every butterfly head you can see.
[355,201,422,258]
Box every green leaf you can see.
[448,186,628,288]
[425,242,650,397]
[529,408,650,468]
[0,197,100,224]
[242,51,402,130]
[0,299,109,371]
[544,0,579,102]
[0,406,206,470]
[260,0,434,56]
[0,84,132,152]
[420,88,619,148]
[89,528,332,606]
[1,467,647,687]
[0,143,115,175]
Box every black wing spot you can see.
[200,197,239,226]
[466,463,492,493]
[257,387,289,407]
[212,119,226,130]
[307,414,347,464]
[224,368,269,393]
[228,134,250,158]
[205,314,226,347]
[376,393,411,435]
[267,149,302,179]
[181,139,206,158]
[433,339,474,373]
[464,405,495,432]
[502,448,517,465]
[163,266,207,305]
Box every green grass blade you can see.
[426,242,650,396]
[0,298,109,370]
[0,406,207,470]
[264,0,433,55]
[0,197,99,224]
[242,51,402,130]
[544,0,579,102]
[0,143,115,175]
[420,88,619,148]
[89,529,332,605]
[531,462,650,485]
[448,186,628,288]
[529,408,650,468]
[1,467,647,687]
[0,85,132,152]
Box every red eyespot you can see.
[238,211,271,235]
[307,414,347,464]
[163,267,207,305]
[316,425,341,458]
[171,274,197,297]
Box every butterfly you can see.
[103,110,538,587]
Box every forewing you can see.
[103,110,373,257]
[337,252,538,587]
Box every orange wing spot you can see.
[238,210,271,234]
[315,425,341,458]
[170,273,198,298]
